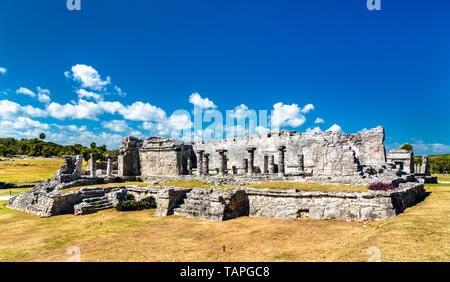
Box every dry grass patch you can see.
[63,180,367,193]
[0,158,63,183]
[63,181,151,192]
[1,184,448,262]
[156,180,214,189]
[436,175,450,182]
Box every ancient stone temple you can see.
[117,126,389,178]
[139,137,193,176]
[386,149,414,173]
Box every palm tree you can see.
[39,133,46,140]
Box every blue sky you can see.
[0,0,449,155]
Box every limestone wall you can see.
[193,126,386,176]
[139,137,191,176]
[245,182,424,220]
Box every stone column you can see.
[89,153,98,178]
[242,159,248,174]
[203,153,210,175]
[74,155,83,178]
[196,150,204,176]
[187,156,193,175]
[217,149,227,175]
[277,146,286,177]
[422,155,429,174]
[298,154,304,173]
[106,154,114,177]
[263,155,269,174]
[269,155,275,174]
[246,147,256,175]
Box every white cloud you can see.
[326,124,343,133]
[101,120,131,133]
[142,113,193,138]
[167,114,193,131]
[46,99,103,120]
[1,117,49,130]
[37,87,51,103]
[22,105,48,117]
[301,104,315,114]
[314,117,325,124]
[114,85,127,97]
[16,87,36,97]
[77,89,102,101]
[52,124,87,132]
[0,100,47,119]
[270,102,306,128]
[99,100,125,114]
[306,127,322,133]
[47,130,123,149]
[118,101,167,122]
[407,140,450,155]
[189,92,217,109]
[65,64,111,91]
[256,125,270,134]
[0,99,21,119]
[0,67,6,74]
[229,104,250,119]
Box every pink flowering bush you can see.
[368,182,397,191]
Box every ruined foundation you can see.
[8,182,425,221]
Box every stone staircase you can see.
[74,195,114,215]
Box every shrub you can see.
[368,182,396,191]
[115,200,141,211]
[127,194,135,201]
[115,196,156,211]
[302,173,313,178]
[139,196,157,209]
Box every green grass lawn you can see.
[0,188,32,197]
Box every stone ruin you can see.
[7,126,435,221]
[116,126,387,180]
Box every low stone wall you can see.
[8,190,84,217]
[127,186,160,201]
[245,182,425,220]
[173,188,248,221]
[8,186,128,217]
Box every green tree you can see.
[39,133,46,140]
[400,143,413,151]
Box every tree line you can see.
[0,136,118,161]
[401,143,450,174]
